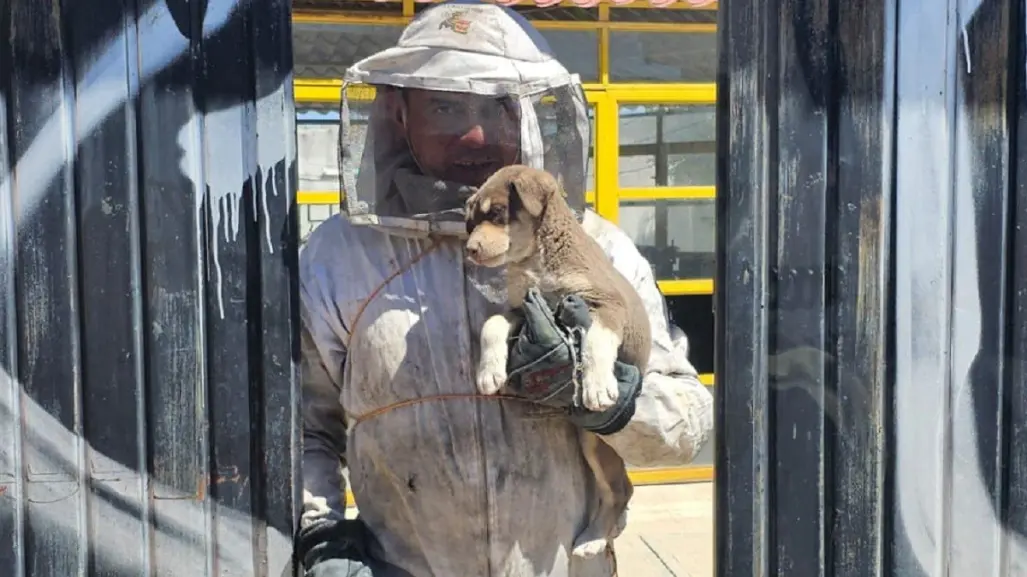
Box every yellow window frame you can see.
[293,0,718,30]
[588,85,716,296]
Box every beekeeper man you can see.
[295,1,714,575]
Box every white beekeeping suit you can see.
[298,1,714,576]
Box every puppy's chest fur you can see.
[505,257,588,309]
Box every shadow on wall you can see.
[0,0,301,575]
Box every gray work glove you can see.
[305,559,374,577]
[504,288,643,435]
[295,518,375,577]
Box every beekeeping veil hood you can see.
[336,0,591,237]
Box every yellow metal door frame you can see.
[291,6,719,503]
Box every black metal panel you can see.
[718,0,1027,574]
[716,0,894,574]
[1008,0,1027,570]
[951,1,1018,575]
[714,0,773,574]
[0,0,301,575]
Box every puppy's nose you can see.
[466,245,480,261]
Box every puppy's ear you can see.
[507,180,544,219]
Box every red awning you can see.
[373,0,717,6]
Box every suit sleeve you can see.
[298,250,351,528]
[595,224,715,468]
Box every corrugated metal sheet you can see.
[716,0,1024,575]
[0,0,301,575]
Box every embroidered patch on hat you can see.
[438,10,472,35]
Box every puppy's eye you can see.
[488,205,507,224]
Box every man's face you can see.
[402,88,521,187]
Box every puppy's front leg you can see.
[477,311,520,395]
[580,318,622,411]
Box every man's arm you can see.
[601,262,714,467]
[299,259,351,529]
[295,229,377,577]
[586,215,715,468]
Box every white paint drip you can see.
[211,197,225,319]
[962,27,972,74]
[4,0,244,321]
[957,0,983,31]
[185,81,293,318]
[263,165,275,254]
[5,0,297,321]
[197,98,247,252]
[958,0,982,74]
[255,81,292,253]
[6,0,246,221]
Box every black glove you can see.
[504,288,644,435]
[295,518,375,577]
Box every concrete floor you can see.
[614,482,714,577]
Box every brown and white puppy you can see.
[464,164,652,559]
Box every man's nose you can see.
[457,124,486,148]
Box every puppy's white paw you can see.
[581,369,619,412]
[572,537,609,559]
[476,349,508,395]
